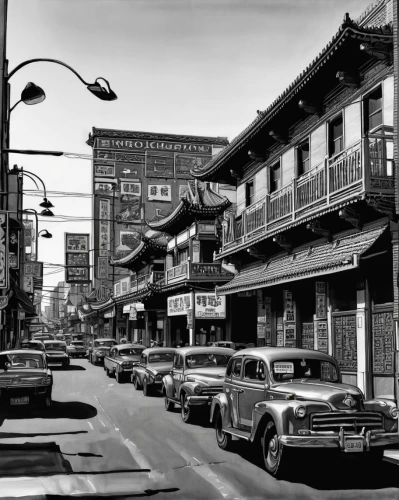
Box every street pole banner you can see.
[0,212,8,288]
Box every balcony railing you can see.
[164,262,233,285]
[222,137,393,251]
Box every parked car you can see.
[43,340,70,369]
[212,341,248,351]
[89,338,118,365]
[163,346,235,423]
[104,344,146,383]
[132,347,175,396]
[67,340,86,358]
[210,347,399,478]
[0,349,53,407]
[20,340,46,352]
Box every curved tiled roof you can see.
[217,223,387,295]
[192,15,393,181]
[147,180,231,234]
[110,234,169,268]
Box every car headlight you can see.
[294,405,307,418]
[42,377,52,386]
[194,385,202,395]
[389,407,399,419]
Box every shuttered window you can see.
[383,76,394,127]
[344,100,361,147]
[254,167,267,201]
[310,124,327,168]
[281,148,295,186]
[236,183,246,215]
[364,86,382,132]
[297,140,310,176]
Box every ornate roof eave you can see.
[148,281,218,295]
[110,236,168,268]
[86,127,229,148]
[89,298,115,311]
[191,18,393,182]
[114,285,153,304]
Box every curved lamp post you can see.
[14,166,54,208]
[23,208,54,260]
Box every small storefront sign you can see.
[283,290,294,321]
[316,320,329,354]
[104,308,115,318]
[257,324,266,339]
[147,184,172,202]
[129,305,137,320]
[284,322,296,347]
[167,293,192,316]
[316,281,327,319]
[195,293,226,319]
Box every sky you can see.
[6,0,372,307]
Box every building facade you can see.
[193,0,397,401]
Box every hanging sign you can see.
[9,229,19,269]
[22,276,33,293]
[147,184,172,202]
[23,220,33,247]
[0,212,8,288]
[316,281,327,319]
[187,309,193,329]
[167,293,192,316]
[195,293,226,318]
[65,233,90,283]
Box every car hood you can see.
[273,380,364,409]
[146,362,173,374]
[118,355,141,362]
[185,366,226,385]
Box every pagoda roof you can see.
[147,181,231,235]
[191,13,393,182]
[110,234,170,269]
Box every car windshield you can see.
[119,347,145,355]
[185,353,231,368]
[94,340,116,348]
[44,343,66,352]
[71,342,84,346]
[21,342,45,352]
[7,353,44,369]
[271,358,339,382]
[148,352,174,363]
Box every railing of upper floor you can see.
[222,137,394,249]
[129,271,165,293]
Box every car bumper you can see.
[280,430,399,450]
[186,395,213,406]
[0,386,51,405]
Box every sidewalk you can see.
[384,450,399,464]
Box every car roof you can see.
[94,338,117,342]
[176,346,235,356]
[1,349,45,355]
[22,340,45,345]
[43,340,66,345]
[116,343,146,350]
[232,347,337,364]
[142,347,176,355]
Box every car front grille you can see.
[201,386,223,396]
[311,412,383,433]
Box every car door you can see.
[172,353,184,399]
[139,353,147,383]
[109,348,116,368]
[237,357,268,430]
[224,356,243,429]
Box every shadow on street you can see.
[230,441,399,490]
[0,400,97,426]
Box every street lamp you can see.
[23,208,53,260]
[38,229,52,239]
[10,82,46,113]
[13,166,55,209]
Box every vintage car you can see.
[88,338,118,365]
[212,341,248,351]
[67,340,86,358]
[0,349,53,407]
[20,340,46,352]
[43,340,70,369]
[32,333,55,342]
[132,347,175,396]
[163,346,235,423]
[210,347,399,478]
[104,344,146,383]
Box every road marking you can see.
[166,439,242,499]
[94,396,119,431]
[98,418,106,427]
[87,422,94,430]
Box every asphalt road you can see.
[0,359,398,499]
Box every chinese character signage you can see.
[129,305,137,320]
[9,229,19,269]
[98,257,108,279]
[0,212,8,288]
[99,198,110,253]
[147,184,172,202]
[96,138,212,154]
[23,220,32,247]
[316,281,327,319]
[167,293,192,316]
[94,164,115,177]
[23,261,43,278]
[94,178,118,195]
[120,180,141,196]
[195,293,226,319]
[65,233,90,283]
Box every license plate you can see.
[10,397,29,405]
[344,437,364,453]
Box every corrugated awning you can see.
[217,223,387,296]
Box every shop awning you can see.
[217,223,387,296]
[13,286,36,315]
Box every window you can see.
[297,140,310,175]
[140,353,147,365]
[177,248,188,264]
[244,359,258,380]
[329,115,343,157]
[270,162,281,193]
[174,353,183,368]
[246,180,255,207]
[231,357,242,378]
[365,86,382,132]
[226,358,234,377]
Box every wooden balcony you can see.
[165,262,234,285]
[130,271,164,292]
[222,137,394,252]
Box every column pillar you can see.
[356,278,372,398]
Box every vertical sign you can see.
[276,316,284,346]
[65,233,90,283]
[97,198,110,279]
[0,212,8,288]
[315,320,328,353]
[283,290,296,347]
[316,282,327,319]
[265,297,272,346]
[9,229,19,269]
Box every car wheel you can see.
[42,391,52,408]
[262,420,289,478]
[181,393,193,423]
[134,376,142,390]
[116,372,123,384]
[215,409,231,450]
[143,378,151,396]
[164,396,175,411]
